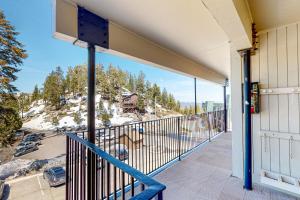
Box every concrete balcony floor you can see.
[155,132,299,200]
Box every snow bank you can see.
[58,116,76,127]
[23,104,45,117]
[23,113,53,130]
[0,159,32,179]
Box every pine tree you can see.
[127,73,136,92]
[73,111,83,125]
[19,93,30,118]
[107,65,119,102]
[96,64,105,93]
[151,84,161,107]
[43,67,65,108]
[97,99,111,124]
[136,71,145,94]
[167,93,176,110]
[175,100,181,112]
[145,80,152,104]
[51,116,59,127]
[0,10,27,94]
[31,84,39,102]
[0,105,22,146]
[161,88,168,107]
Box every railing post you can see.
[207,113,211,142]
[194,77,197,115]
[177,117,181,161]
[157,191,163,200]
[66,136,69,200]
[87,43,96,200]
[223,79,228,133]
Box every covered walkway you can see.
[155,133,298,200]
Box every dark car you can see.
[0,180,4,199]
[43,167,66,187]
[23,134,42,145]
[14,144,38,157]
[15,130,24,138]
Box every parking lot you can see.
[0,134,66,199]
[16,134,66,160]
[3,173,64,200]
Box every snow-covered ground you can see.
[22,95,135,130]
[0,159,32,179]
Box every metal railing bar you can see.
[66,132,166,200]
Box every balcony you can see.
[66,110,298,200]
[66,111,225,199]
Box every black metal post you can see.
[223,80,227,132]
[87,43,96,200]
[177,117,181,161]
[194,78,197,115]
[242,49,252,190]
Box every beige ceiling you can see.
[248,0,300,31]
[72,0,231,77]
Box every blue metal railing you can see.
[66,132,166,200]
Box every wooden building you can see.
[122,93,138,112]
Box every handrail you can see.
[66,132,166,200]
[89,110,225,129]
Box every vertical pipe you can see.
[243,49,252,190]
[87,43,96,200]
[223,81,227,132]
[194,78,197,115]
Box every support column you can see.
[242,49,252,190]
[194,77,197,115]
[223,79,228,132]
[87,43,96,199]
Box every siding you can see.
[252,23,300,180]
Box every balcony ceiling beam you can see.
[201,0,253,51]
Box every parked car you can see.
[0,180,4,200]
[80,125,87,130]
[15,130,24,138]
[110,144,129,161]
[16,141,38,150]
[43,167,66,187]
[103,121,112,128]
[24,133,43,140]
[22,134,41,145]
[14,144,38,157]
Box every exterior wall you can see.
[231,22,300,191]
[252,23,300,181]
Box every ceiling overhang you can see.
[54,0,256,85]
[201,0,253,51]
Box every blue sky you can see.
[0,0,224,103]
